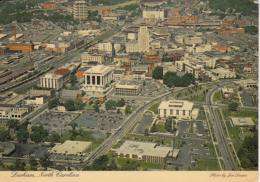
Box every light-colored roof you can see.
[0,34,7,39]
[231,117,255,126]
[42,73,62,79]
[84,65,112,74]
[51,140,92,155]
[115,85,140,89]
[116,141,177,157]
[158,100,194,111]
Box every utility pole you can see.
[172,119,174,162]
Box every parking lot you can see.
[133,111,154,135]
[240,91,254,107]
[169,144,217,170]
[73,112,127,131]
[32,111,80,134]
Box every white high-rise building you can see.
[73,1,88,21]
[138,25,149,53]
[40,73,64,90]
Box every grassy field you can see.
[213,91,222,102]
[148,103,159,114]
[194,159,221,171]
[204,144,216,156]
[187,93,206,102]
[233,142,243,154]
[60,130,105,153]
[220,109,258,140]
[228,144,241,170]
[106,151,162,170]
[85,105,94,109]
[156,123,167,133]
[215,144,222,157]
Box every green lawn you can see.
[85,105,94,109]
[148,103,159,114]
[204,144,216,156]
[61,130,105,153]
[194,159,221,171]
[187,93,206,102]
[215,144,222,157]
[220,109,258,140]
[233,142,243,154]
[156,124,167,133]
[213,91,222,102]
[106,151,162,169]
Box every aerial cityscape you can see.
[0,0,258,172]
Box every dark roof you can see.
[0,66,34,85]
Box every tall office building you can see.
[138,25,150,53]
[73,1,88,21]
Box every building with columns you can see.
[40,73,64,90]
[83,65,113,93]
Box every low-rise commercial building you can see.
[0,142,15,157]
[130,71,146,80]
[115,85,140,96]
[0,107,27,120]
[210,68,236,79]
[231,117,255,127]
[30,88,54,97]
[51,140,92,155]
[115,141,179,164]
[82,52,104,64]
[113,70,126,80]
[233,79,258,88]
[158,100,199,119]
[61,90,83,101]
[25,97,44,105]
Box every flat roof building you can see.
[158,100,199,119]
[51,140,92,155]
[115,85,140,96]
[231,117,255,127]
[115,141,179,164]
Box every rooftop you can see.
[116,141,178,157]
[231,117,255,127]
[51,140,92,155]
[158,100,194,110]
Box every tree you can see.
[17,126,29,143]
[143,81,146,86]
[94,105,99,112]
[125,105,132,115]
[0,130,10,142]
[117,98,125,107]
[144,128,149,136]
[29,156,38,170]
[228,102,238,111]
[9,159,26,171]
[48,133,60,145]
[39,153,52,171]
[70,122,78,134]
[165,117,176,133]
[75,99,84,110]
[152,66,163,80]
[70,74,77,87]
[30,125,48,143]
[6,119,19,130]
[238,86,243,91]
[150,123,157,132]
[48,98,59,110]
[65,99,75,111]
[105,100,117,110]
[117,108,121,114]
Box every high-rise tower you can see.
[138,24,149,53]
